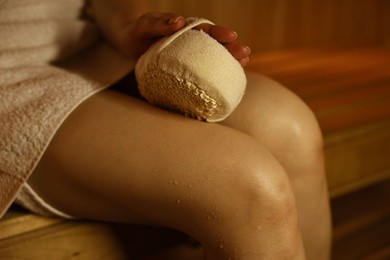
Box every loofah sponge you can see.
[135,18,247,122]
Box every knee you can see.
[203,147,302,257]
[228,152,297,224]
[236,162,298,228]
[209,140,297,222]
[198,134,298,222]
[245,72,325,175]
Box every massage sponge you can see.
[135,18,247,122]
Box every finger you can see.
[195,24,238,44]
[239,56,250,67]
[133,12,187,39]
[224,42,251,60]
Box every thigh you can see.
[28,88,281,228]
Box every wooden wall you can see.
[381,0,390,45]
[151,0,389,52]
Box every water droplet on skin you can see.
[206,211,219,221]
[176,199,181,204]
[219,244,224,249]
[174,181,179,185]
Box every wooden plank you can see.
[247,48,390,133]
[0,220,190,259]
[0,209,63,240]
[332,179,390,237]
[325,121,390,197]
[361,245,390,260]
[284,69,390,97]
[333,211,390,259]
[331,180,390,259]
[316,98,390,133]
[306,83,390,111]
[0,221,129,260]
[248,47,390,76]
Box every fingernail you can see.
[168,16,183,25]
[245,46,251,55]
[241,57,250,66]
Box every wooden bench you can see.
[0,207,201,259]
[1,46,389,259]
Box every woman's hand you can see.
[87,2,250,66]
[127,13,251,66]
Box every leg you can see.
[221,71,332,259]
[28,89,305,259]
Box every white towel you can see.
[0,0,134,218]
[135,18,247,122]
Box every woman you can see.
[1,0,331,259]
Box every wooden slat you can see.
[0,219,193,260]
[0,208,63,240]
[285,69,390,97]
[247,47,390,133]
[324,121,390,197]
[249,47,390,75]
[331,180,390,259]
[316,98,390,132]
[305,82,390,111]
